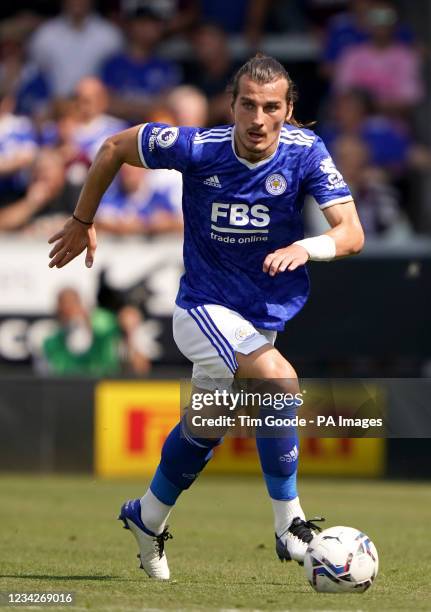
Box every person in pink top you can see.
[334,1,423,115]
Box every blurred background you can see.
[0,0,430,480]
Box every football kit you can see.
[137,123,352,383]
[118,121,353,571]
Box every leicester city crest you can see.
[265,173,287,195]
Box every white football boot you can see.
[276,517,325,565]
[119,498,172,580]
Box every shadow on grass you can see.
[1,574,126,581]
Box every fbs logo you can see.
[211,202,270,228]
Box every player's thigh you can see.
[173,304,275,387]
[173,305,236,388]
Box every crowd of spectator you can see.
[318,0,431,236]
[0,0,427,377]
[0,0,429,242]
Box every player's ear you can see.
[286,102,293,122]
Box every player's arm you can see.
[264,136,364,276]
[321,199,364,256]
[263,199,364,276]
[48,126,143,269]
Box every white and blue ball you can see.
[304,526,379,593]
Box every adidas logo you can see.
[280,445,299,462]
[203,175,222,188]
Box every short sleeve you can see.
[302,136,352,209]
[137,123,197,173]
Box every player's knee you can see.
[237,346,297,381]
[267,361,296,380]
[257,353,297,382]
[181,416,224,450]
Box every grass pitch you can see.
[0,475,430,611]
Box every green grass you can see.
[0,475,430,611]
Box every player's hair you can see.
[229,53,305,127]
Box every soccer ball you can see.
[304,526,378,593]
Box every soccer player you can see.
[48,55,364,580]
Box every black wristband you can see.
[72,213,93,226]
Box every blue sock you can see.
[150,418,223,505]
[256,403,299,500]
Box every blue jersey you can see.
[137,123,352,330]
[0,113,37,197]
[101,54,181,100]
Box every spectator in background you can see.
[51,100,92,190]
[29,0,123,98]
[187,24,236,125]
[66,77,128,209]
[321,0,414,78]
[166,85,208,127]
[0,149,69,233]
[43,287,120,376]
[319,89,412,177]
[0,16,51,120]
[42,287,152,375]
[0,89,37,205]
[101,5,181,123]
[72,77,127,160]
[119,0,199,37]
[72,77,127,203]
[333,135,407,236]
[199,0,270,44]
[118,304,152,375]
[333,1,423,115]
[96,163,183,235]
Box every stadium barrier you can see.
[1,377,430,478]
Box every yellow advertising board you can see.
[95,381,384,478]
[95,381,180,477]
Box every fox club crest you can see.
[265,173,287,195]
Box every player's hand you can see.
[263,244,309,276]
[48,217,97,269]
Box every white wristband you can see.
[293,235,336,261]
